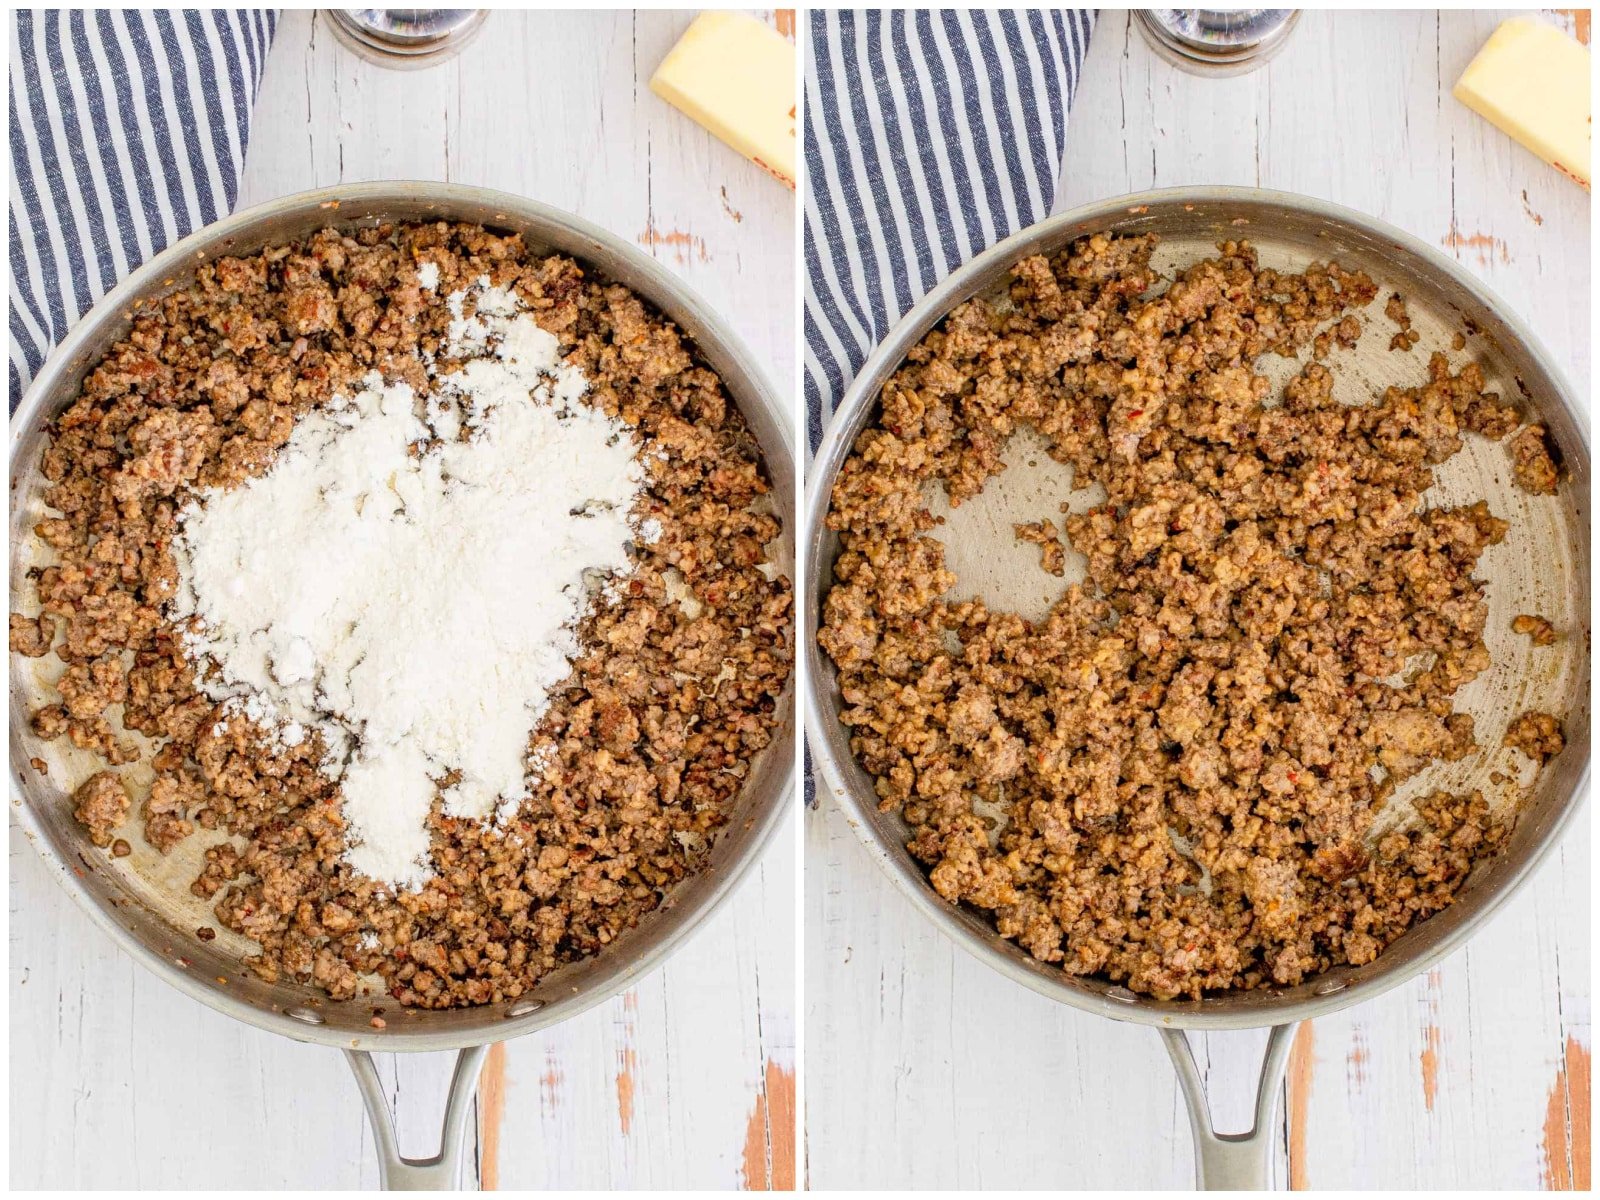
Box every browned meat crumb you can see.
[1508,424,1560,494]
[1386,292,1419,351]
[9,613,53,657]
[1014,519,1066,576]
[72,772,130,848]
[1512,614,1558,645]
[1504,712,1565,763]
[13,221,792,1009]
[1452,331,1467,351]
[111,838,132,857]
[821,232,1533,1000]
[1311,316,1361,361]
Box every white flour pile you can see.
[172,279,655,889]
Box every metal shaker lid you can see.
[325,9,489,68]
[1134,9,1300,76]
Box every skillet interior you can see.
[804,189,1589,1030]
[9,183,796,1051]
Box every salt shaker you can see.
[324,9,489,68]
[1134,9,1300,77]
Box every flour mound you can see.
[173,281,653,888]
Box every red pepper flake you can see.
[1287,771,1299,784]
[1127,408,1144,419]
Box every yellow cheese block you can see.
[650,12,796,188]
[1453,17,1590,189]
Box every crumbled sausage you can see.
[1504,712,1565,763]
[822,233,1543,999]
[72,772,131,848]
[1013,519,1066,576]
[1512,614,1558,646]
[9,613,54,657]
[1508,424,1560,494]
[1386,292,1419,351]
[13,223,791,1007]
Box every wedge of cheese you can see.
[1453,17,1590,189]
[650,12,796,188]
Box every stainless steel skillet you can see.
[9,181,796,1189]
[803,186,1588,1190]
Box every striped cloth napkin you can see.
[802,9,1094,804]
[8,9,278,407]
[803,7,1095,450]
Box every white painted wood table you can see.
[10,10,797,1190]
[806,9,1590,1190]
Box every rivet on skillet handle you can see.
[344,1044,489,1189]
[1162,1024,1298,1190]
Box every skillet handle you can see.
[344,1044,490,1190]
[1160,1023,1298,1191]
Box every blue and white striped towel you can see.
[8,9,279,408]
[803,8,1094,451]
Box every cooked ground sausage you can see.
[1511,614,1558,645]
[820,233,1554,1000]
[1508,424,1561,495]
[72,772,131,848]
[1504,711,1565,763]
[14,221,792,1008]
[1014,520,1067,576]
